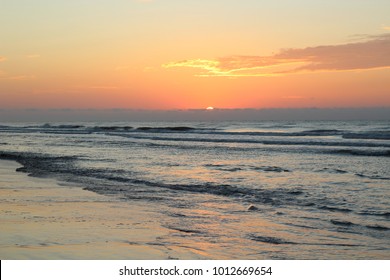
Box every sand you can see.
[0,160,204,260]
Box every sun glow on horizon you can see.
[206,107,214,110]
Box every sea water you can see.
[0,121,389,259]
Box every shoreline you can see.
[0,160,204,260]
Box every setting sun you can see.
[206,107,214,110]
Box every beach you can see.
[0,160,204,260]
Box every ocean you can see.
[0,120,389,259]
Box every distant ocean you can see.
[1,120,389,259]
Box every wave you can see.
[247,234,361,247]
[0,151,306,207]
[164,226,203,234]
[343,132,390,140]
[331,149,390,157]
[318,206,353,213]
[0,152,77,177]
[204,164,290,173]
[252,166,290,173]
[91,126,133,131]
[129,127,390,141]
[366,225,389,231]
[109,133,390,148]
[136,126,196,132]
[0,151,349,215]
[38,124,198,132]
[1,150,387,219]
[3,123,389,138]
[204,164,243,172]
[103,127,390,141]
[300,129,343,135]
[247,234,296,245]
[319,168,348,174]
[2,123,390,143]
[358,211,390,218]
[355,173,390,180]
[330,220,355,227]
[36,124,133,132]
[116,134,390,157]
[330,220,389,232]
[40,124,86,129]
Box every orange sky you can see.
[0,0,389,109]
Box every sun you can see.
[206,106,214,110]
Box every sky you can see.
[0,0,390,110]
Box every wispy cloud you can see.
[163,58,292,77]
[163,34,390,77]
[0,56,6,62]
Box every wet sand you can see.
[0,160,204,259]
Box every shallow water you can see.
[0,121,389,259]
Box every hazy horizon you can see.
[1,107,389,122]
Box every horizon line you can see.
[1,106,390,111]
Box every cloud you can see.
[277,34,390,73]
[0,56,6,62]
[163,34,390,77]
[163,58,289,77]
[382,25,390,31]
